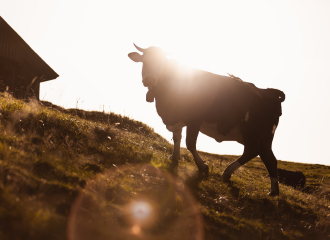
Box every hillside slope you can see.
[0,93,330,240]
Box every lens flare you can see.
[67,164,204,240]
[124,199,156,229]
[131,201,152,220]
[132,225,141,235]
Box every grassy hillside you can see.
[0,93,330,240]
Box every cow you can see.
[266,168,306,189]
[128,44,285,196]
[277,168,306,188]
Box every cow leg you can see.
[186,120,209,174]
[222,144,258,182]
[170,127,183,163]
[259,135,279,196]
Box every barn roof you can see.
[0,16,59,82]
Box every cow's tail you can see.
[266,88,285,102]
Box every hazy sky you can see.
[1,0,330,166]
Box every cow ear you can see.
[128,52,143,62]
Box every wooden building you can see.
[0,16,58,100]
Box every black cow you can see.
[277,168,306,188]
[128,44,285,196]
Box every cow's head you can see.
[128,44,168,90]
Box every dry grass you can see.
[0,93,330,240]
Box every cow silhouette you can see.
[128,44,285,196]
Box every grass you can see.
[0,93,330,240]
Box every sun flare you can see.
[130,201,152,220]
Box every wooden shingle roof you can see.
[0,16,59,81]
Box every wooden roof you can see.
[0,16,59,82]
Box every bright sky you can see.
[1,0,330,166]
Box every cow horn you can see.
[133,43,145,52]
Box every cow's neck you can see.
[153,60,179,94]
[151,60,185,126]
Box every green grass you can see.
[0,93,330,240]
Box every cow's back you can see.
[154,65,235,125]
[154,61,284,133]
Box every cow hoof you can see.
[268,190,279,197]
[169,160,178,175]
[198,165,209,178]
[222,172,231,183]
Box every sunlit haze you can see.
[1,0,330,165]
